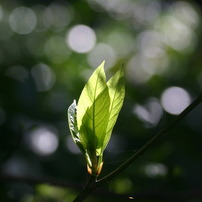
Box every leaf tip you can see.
[99,60,105,69]
[73,99,77,105]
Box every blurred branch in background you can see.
[0,174,80,190]
[1,174,202,201]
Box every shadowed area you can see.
[0,0,202,201]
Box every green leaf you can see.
[67,61,125,176]
[102,68,125,150]
[67,100,85,153]
[77,61,110,153]
[68,100,79,143]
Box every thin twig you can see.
[97,93,202,185]
[2,94,201,202]
[73,175,97,202]
[73,93,202,201]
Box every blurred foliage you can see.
[0,0,202,201]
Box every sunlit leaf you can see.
[68,100,79,142]
[67,100,85,153]
[68,61,125,176]
[77,61,110,169]
[103,68,125,150]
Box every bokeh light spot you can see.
[145,163,168,178]
[87,43,116,69]
[9,7,37,34]
[32,5,47,32]
[107,31,134,57]
[137,30,165,59]
[43,4,73,30]
[163,17,194,51]
[29,127,58,156]
[160,86,191,115]
[172,1,199,28]
[5,66,29,82]
[133,98,163,127]
[2,157,31,176]
[66,24,96,53]
[31,63,55,92]
[132,0,161,25]
[45,36,71,63]
[110,178,132,194]
[126,55,151,84]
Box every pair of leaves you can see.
[68,61,125,176]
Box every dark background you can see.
[0,0,202,201]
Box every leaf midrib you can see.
[92,70,100,141]
[107,83,118,131]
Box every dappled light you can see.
[106,31,134,57]
[28,126,59,156]
[132,0,161,25]
[171,1,199,27]
[2,157,32,176]
[5,65,29,82]
[110,178,132,194]
[45,36,70,63]
[144,163,168,178]
[162,16,195,51]
[0,0,202,201]
[66,24,96,53]
[43,4,73,30]
[137,30,165,59]
[133,98,163,127]
[87,43,117,69]
[126,55,152,84]
[31,63,55,92]
[9,7,37,34]
[160,86,192,115]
